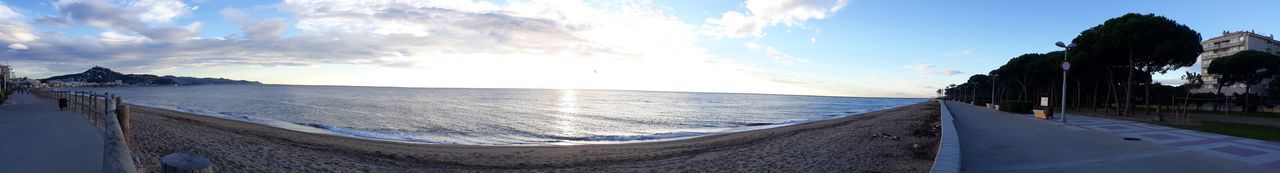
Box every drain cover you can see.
[1123,137,1142,141]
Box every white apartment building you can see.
[0,65,9,80]
[1198,31,1280,95]
[1,65,10,84]
[1,65,9,91]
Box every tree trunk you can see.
[1245,84,1251,113]
[1183,92,1191,115]
[1092,81,1100,111]
[1105,80,1114,113]
[1105,69,1116,113]
[1145,84,1151,115]
[1075,79,1083,111]
[1216,83,1224,112]
[1124,53,1136,117]
[1017,79,1028,101]
[1125,68,1134,116]
[1110,77,1122,114]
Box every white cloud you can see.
[221,8,283,39]
[3,0,849,96]
[219,8,248,22]
[746,41,809,65]
[40,0,198,41]
[938,69,962,76]
[906,64,963,76]
[0,2,20,19]
[125,0,192,23]
[7,43,27,50]
[98,31,146,44]
[809,37,816,43]
[0,2,38,44]
[703,0,848,38]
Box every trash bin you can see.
[58,98,68,110]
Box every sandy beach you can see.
[125,100,940,172]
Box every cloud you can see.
[809,37,816,43]
[906,64,963,76]
[7,43,26,50]
[746,41,809,65]
[221,8,284,39]
[219,7,249,22]
[703,0,849,38]
[945,49,974,57]
[0,0,850,96]
[39,0,197,41]
[98,31,146,44]
[9,0,628,70]
[938,69,962,76]
[124,0,192,23]
[0,2,38,44]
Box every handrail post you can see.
[103,94,109,118]
[76,92,80,114]
[115,96,131,147]
[102,93,138,173]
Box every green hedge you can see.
[999,100,1035,114]
[0,89,9,105]
[971,100,990,106]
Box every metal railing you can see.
[35,90,138,173]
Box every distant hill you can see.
[41,67,261,86]
[162,75,261,85]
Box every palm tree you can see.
[1178,72,1203,123]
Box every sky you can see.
[0,0,1278,98]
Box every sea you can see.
[69,85,926,145]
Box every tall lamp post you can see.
[991,74,998,108]
[970,82,977,103]
[1056,41,1076,123]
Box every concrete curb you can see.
[930,101,961,173]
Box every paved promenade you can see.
[0,93,103,173]
[945,101,1279,173]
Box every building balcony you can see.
[1204,41,1244,50]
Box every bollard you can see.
[58,98,68,110]
[75,92,81,114]
[161,153,213,173]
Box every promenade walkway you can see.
[945,101,1279,173]
[0,93,103,173]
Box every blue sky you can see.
[1,0,1278,97]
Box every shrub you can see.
[972,99,990,106]
[999,100,1035,114]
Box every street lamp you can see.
[1056,41,1076,123]
[962,82,972,103]
[991,74,998,108]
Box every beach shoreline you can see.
[126,100,941,172]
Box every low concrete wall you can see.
[930,101,961,173]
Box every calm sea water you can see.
[72,85,925,145]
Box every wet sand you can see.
[126,100,941,172]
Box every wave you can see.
[121,99,912,146]
[294,123,453,144]
[126,102,391,142]
[583,132,714,141]
[130,101,715,145]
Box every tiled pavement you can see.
[1010,112,1280,170]
[0,93,104,173]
